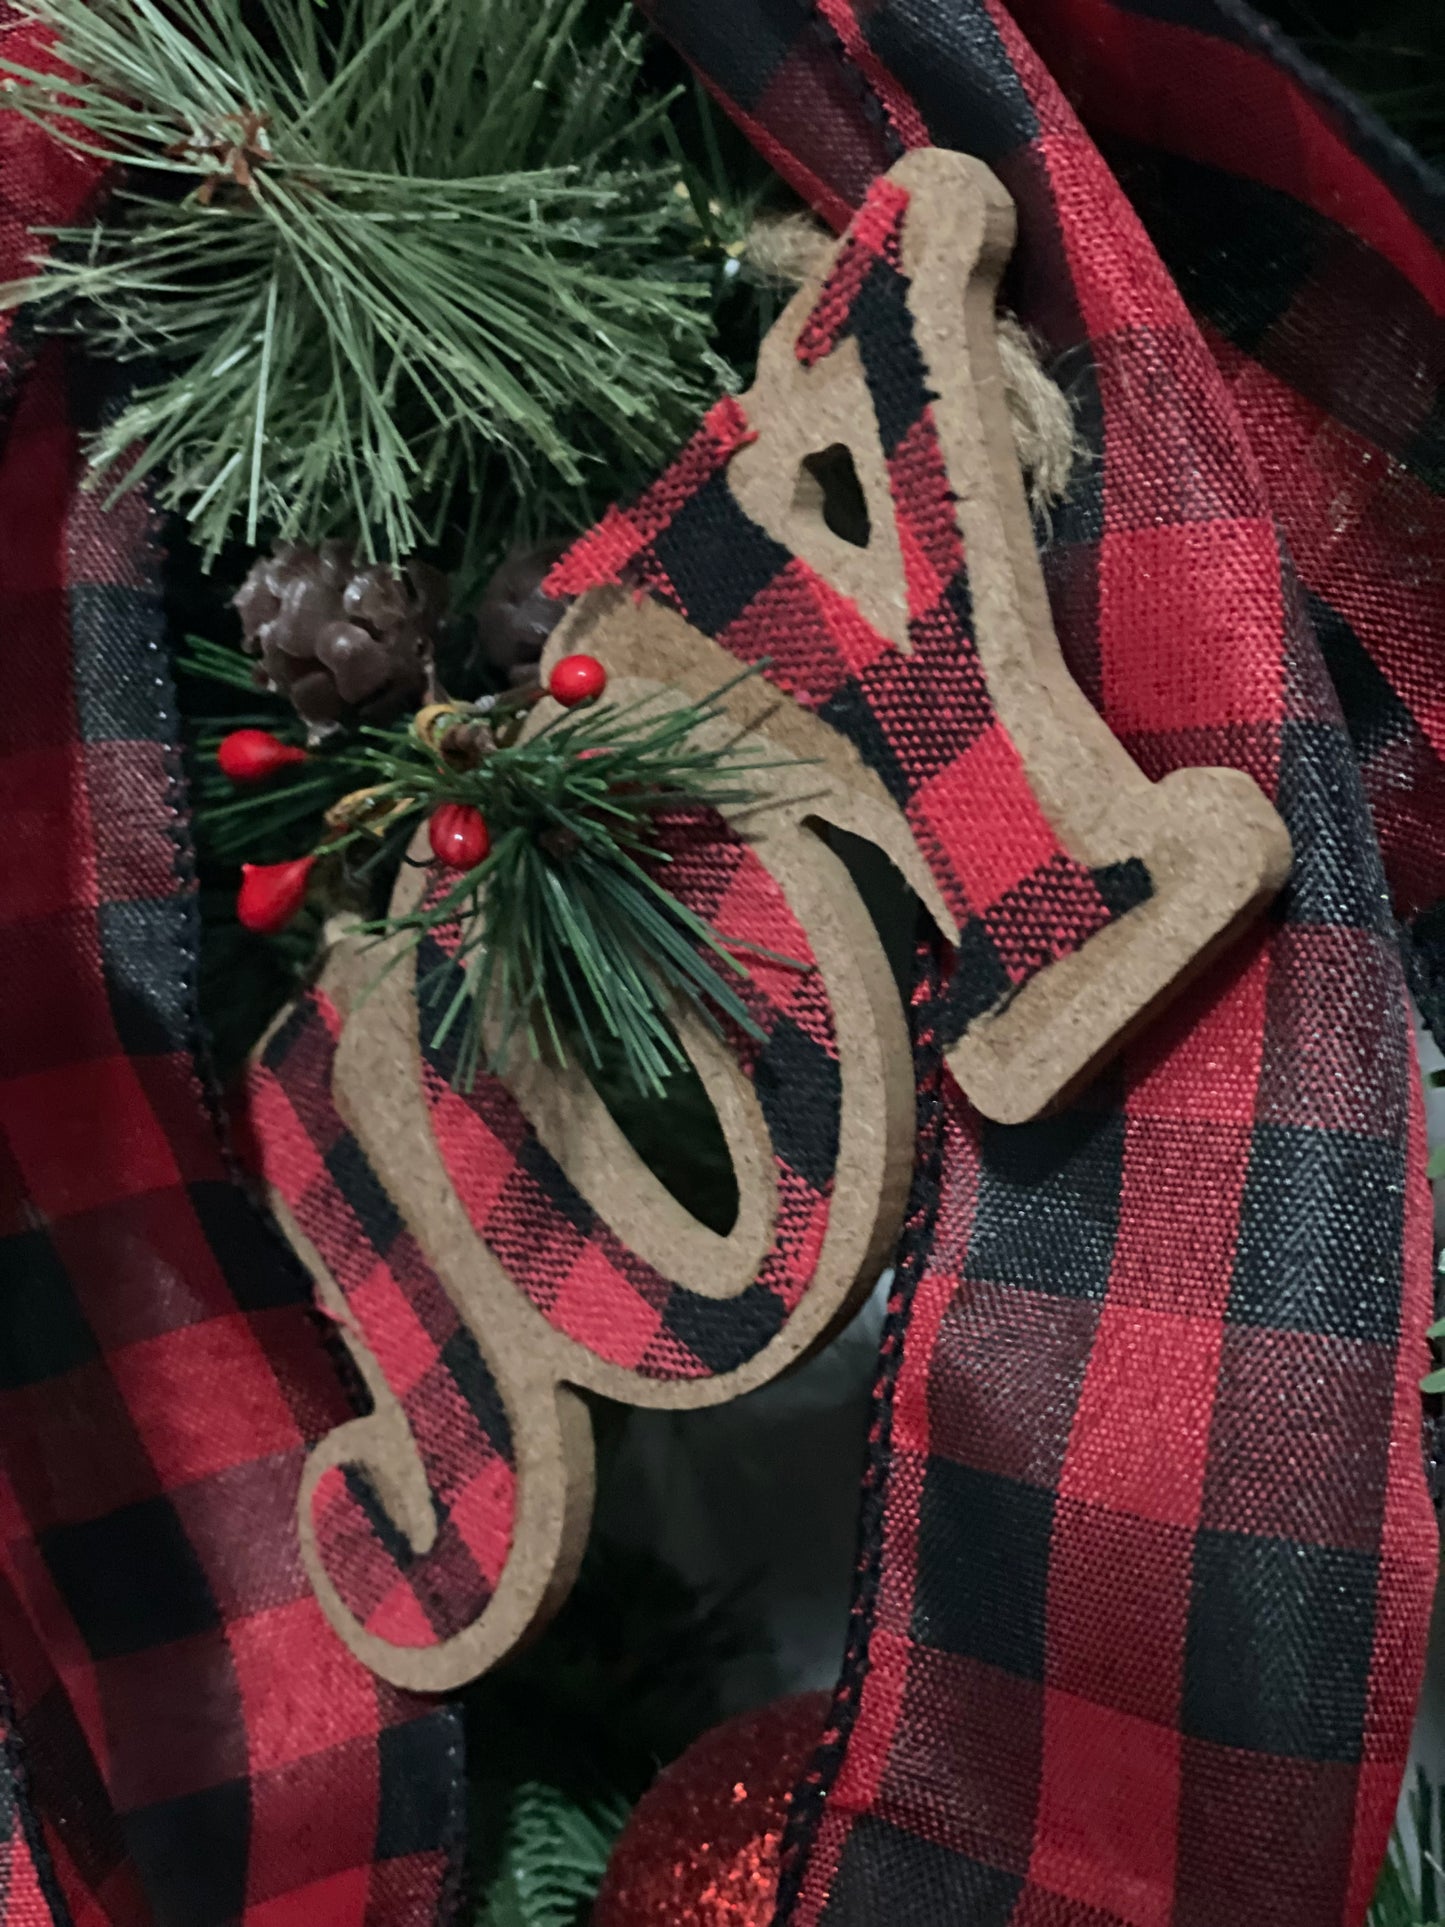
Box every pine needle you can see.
[1370,1774,1445,1927]
[185,646,801,1096]
[349,681,794,1098]
[0,0,739,558]
[477,1780,629,1927]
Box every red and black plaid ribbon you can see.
[0,13,464,1925]
[0,2,1439,1925]
[551,204,1154,1045]
[629,2,1443,1923]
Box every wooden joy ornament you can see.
[251,148,1290,1691]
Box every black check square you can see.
[186,1181,313,1313]
[125,1777,249,1927]
[825,1817,1023,1927]
[649,471,792,638]
[69,585,169,744]
[1229,1123,1402,1342]
[98,898,195,1059]
[325,1134,405,1257]
[851,263,933,454]
[438,1328,512,1456]
[863,0,1040,160]
[40,1499,221,1660]
[0,1229,95,1388]
[17,1681,129,1895]
[965,1107,1127,1301]
[913,1460,1053,1680]
[1183,1531,1376,1761]
[1275,720,1392,936]
[377,1713,462,1861]
[754,1016,842,1190]
[663,1278,786,1373]
[1117,150,1319,356]
[1308,591,1414,766]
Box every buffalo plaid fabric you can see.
[552,204,1153,1045]
[0,4,1438,1927]
[245,808,843,1656]
[251,149,1157,1697]
[622,3,1442,1925]
[0,14,465,1925]
[0,1690,61,1926]
[411,811,845,1381]
[252,988,518,1654]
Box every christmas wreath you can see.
[0,1,1438,1925]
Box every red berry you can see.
[428,802,490,870]
[548,653,607,707]
[237,856,314,934]
[218,728,309,783]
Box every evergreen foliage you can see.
[477,1782,629,1927]
[1370,1774,1445,1927]
[185,635,792,1097]
[0,0,747,559]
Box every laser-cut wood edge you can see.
[262,757,912,1684]
[547,146,1291,1124]
[256,147,1292,1686]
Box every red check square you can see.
[229,1599,381,1776]
[911,722,1061,915]
[1100,519,1285,734]
[0,746,96,924]
[0,1054,182,1220]
[345,1258,438,1403]
[110,1316,301,1487]
[1059,1303,1219,1528]
[1031,1691,1179,1927]
[1048,1499,1192,1728]
[552,1245,664,1367]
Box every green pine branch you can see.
[477,1781,630,1927]
[1371,1773,1445,1927]
[183,633,799,1096]
[0,0,747,559]
[339,677,794,1097]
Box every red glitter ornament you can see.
[548,652,607,707]
[217,727,308,782]
[428,802,490,870]
[593,1693,828,1927]
[237,856,314,934]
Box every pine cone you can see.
[472,541,572,689]
[235,541,445,737]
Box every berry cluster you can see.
[224,654,608,934]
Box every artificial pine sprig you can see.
[1369,1772,1445,1927]
[477,1781,630,1927]
[0,0,741,558]
[208,657,795,1095]
[347,666,788,1096]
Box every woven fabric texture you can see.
[413,809,845,1381]
[0,12,465,1926]
[0,1693,63,1927]
[619,2,1443,1924]
[253,990,519,1654]
[0,0,1438,1924]
[553,192,1154,1050]
[245,154,1157,1690]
